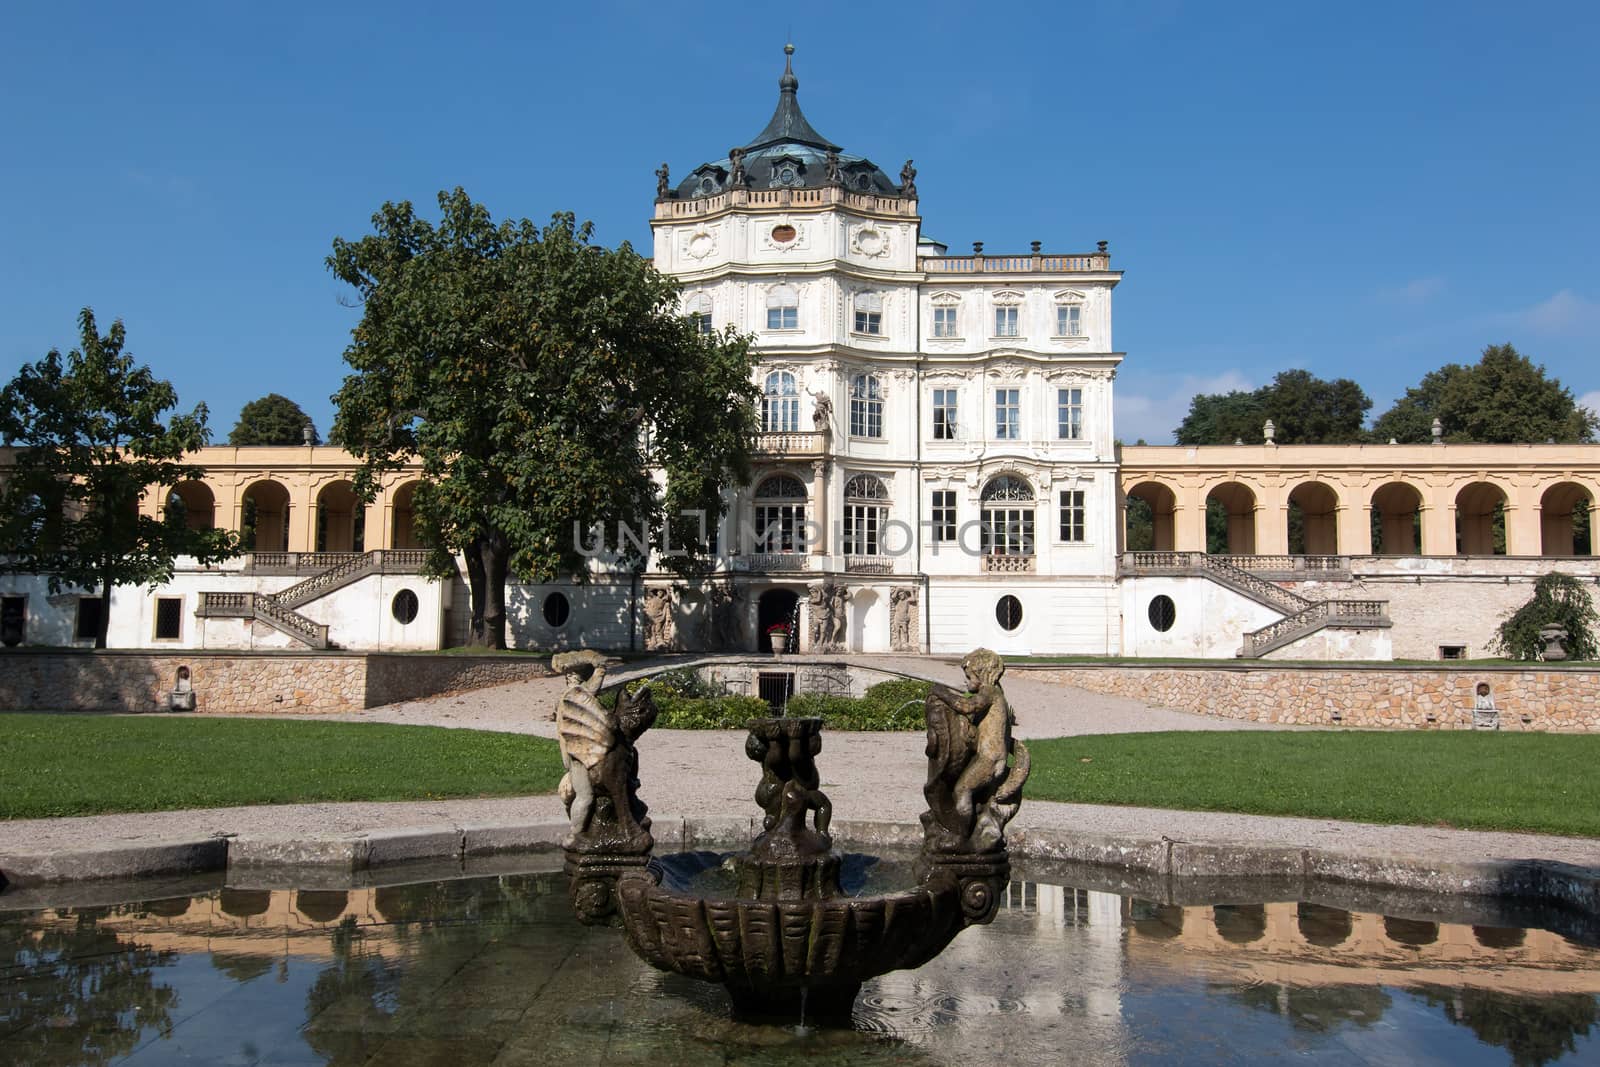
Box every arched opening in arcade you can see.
[1369,482,1423,555]
[165,480,216,531]
[316,480,364,553]
[1205,482,1256,555]
[1287,481,1339,555]
[240,480,291,552]
[391,480,423,549]
[756,587,800,652]
[1124,481,1175,552]
[1540,482,1593,556]
[1455,482,1507,556]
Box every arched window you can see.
[981,475,1035,556]
[766,284,799,330]
[849,374,883,438]
[852,291,883,335]
[843,474,890,556]
[754,475,807,553]
[762,371,800,433]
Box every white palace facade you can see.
[2,49,1597,662]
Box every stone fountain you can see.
[556,649,1030,1021]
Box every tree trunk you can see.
[464,532,509,650]
[96,572,112,650]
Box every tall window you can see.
[994,388,1021,440]
[850,374,883,438]
[1057,388,1083,440]
[932,388,958,440]
[686,293,713,335]
[690,312,713,335]
[843,474,889,556]
[766,285,798,330]
[762,371,800,432]
[933,305,959,338]
[1055,304,1082,336]
[981,476,1035,556]
[994,306,1019,337]
[931,490,957,543]
[1059,489,1086,542]
[853,291,883,335]
[754,475,807,552]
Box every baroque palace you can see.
[3,49,1597,661]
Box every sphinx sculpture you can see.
[568,649,1027,1021]
[553,650,658,922]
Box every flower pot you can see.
[769,632,788,656]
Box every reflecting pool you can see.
[4,857,1598,1066]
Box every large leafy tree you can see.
[1372,343,1597,444]
[329,189,759,649]
[1176,370,1371,445]
[229,392,321,445]
[0,309,238,646]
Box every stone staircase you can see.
[1119,552,1390,658]
[198,549,431,649]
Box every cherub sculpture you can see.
[553,650,658,853]
[920,648,1029,854]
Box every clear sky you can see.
[3,1,1596,444]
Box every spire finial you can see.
[780,42,798,92]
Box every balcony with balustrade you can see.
[753,431,827,459]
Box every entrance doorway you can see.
[757,588,799,652]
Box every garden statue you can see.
[890,587,918,651]
[553,650,659,923]
[641,588,675,650]
[921,648,1030,854]
[807,584,829,651]
[701,583,742,650]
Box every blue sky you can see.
[3,1,1596,444]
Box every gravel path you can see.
[4,655,1598,871]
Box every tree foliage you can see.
[1372,343,1597,444]
[229,392,320,446]
[1495,572,1599,662]
[0,309,238,646]
[1176,369,1372,445]
[328,189,759,648]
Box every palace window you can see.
[994,388,1021,440]
[761,371,800,432]
[754,475,808,552]
[765,285,799,331]
[686,292,713,335]
[690,312,713,335]
[842,474,890,556]
[1057,387,1084,440]
[1058,489,1086,542]
[931,490,957,543]
[74,597,104,641]
[994,305,1019,337]
[1055,304,1082,337]
[852,291,883,335]
[849,374,884,438]
[981,475,1035,556]
[933,305,959,338]
[932,388,958,440]
[154,596,183,641]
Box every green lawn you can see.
[1026,731,1600,837]
[0,715,564,820]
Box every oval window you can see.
[391,589,419,625]
[543,592,571,628]
[1148,595,1176,633]
[995,595,1023,632]
[770,224,797,244]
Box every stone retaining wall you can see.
[0,651,550,713]
[1020,664,1600,731]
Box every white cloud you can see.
[1115,370,1256,445]
[1520,289,1600,337]
[1377,276,1446,306]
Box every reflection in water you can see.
[2,870,1598,1066]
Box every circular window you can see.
[391,589,419,625]
[1148,595,1176,632]
[543,592,571,628]
[770,224,797,244]
[995,595,1023,632]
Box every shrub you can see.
[1495,572,1600,661]
[786,679,930,731]
[596,673,931,730]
